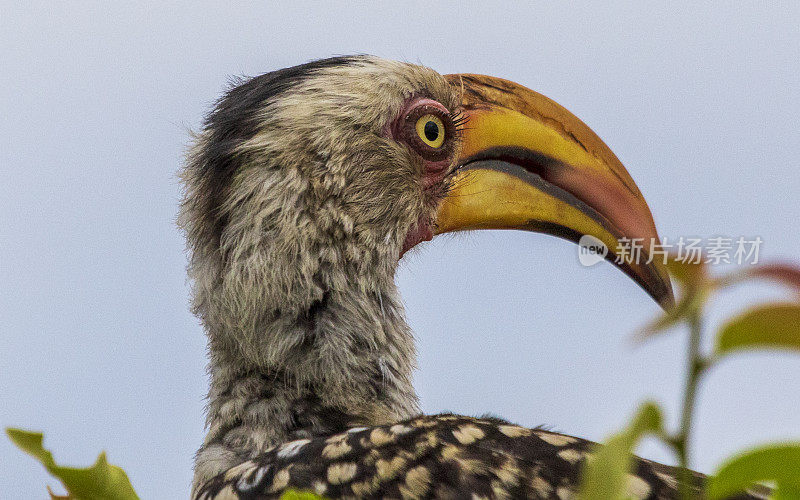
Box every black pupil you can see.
[423,120,440,142]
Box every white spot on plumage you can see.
[223,460,258,481]
[626,473,652,498]
[536,431,578,447]
[556,486,573,499]
[277,438,311,458]
[452,424,485,445]
[531,475,552,496]
[327,462,358,484]
[376,456,407,479]
[322,437,353,459]
[390,424,413,435]
[557,448,584,464]
[236,464,268,492]
[498,425,531,438]
[269,468,290,493]
[370,427,396,446]
[404,465,431,496]
[313,481,328,495]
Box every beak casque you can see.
[436,74,674,308]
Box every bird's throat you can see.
[194,281,420,490]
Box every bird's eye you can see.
[415,114,445,149]
[394,99,456,162]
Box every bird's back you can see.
[194,414,764,499]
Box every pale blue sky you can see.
[2,2,799,498]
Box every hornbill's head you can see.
[181,55,673,392]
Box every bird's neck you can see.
[193,265,419,487]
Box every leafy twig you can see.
[672,309,707,500]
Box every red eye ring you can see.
[394,98,456,162]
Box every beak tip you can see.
[658,287,676,311]
[648,272,675,311]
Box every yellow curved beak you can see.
[437,74,673,307]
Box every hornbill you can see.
[181,56,759,499]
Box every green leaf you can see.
[714,303,800,357]
[280,489,327,499]
[577,402,664,500]
[6,428,139,500]
[706,443,800,500]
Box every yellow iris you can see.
[415,114,445,148]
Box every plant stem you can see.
[675,309,706,500]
